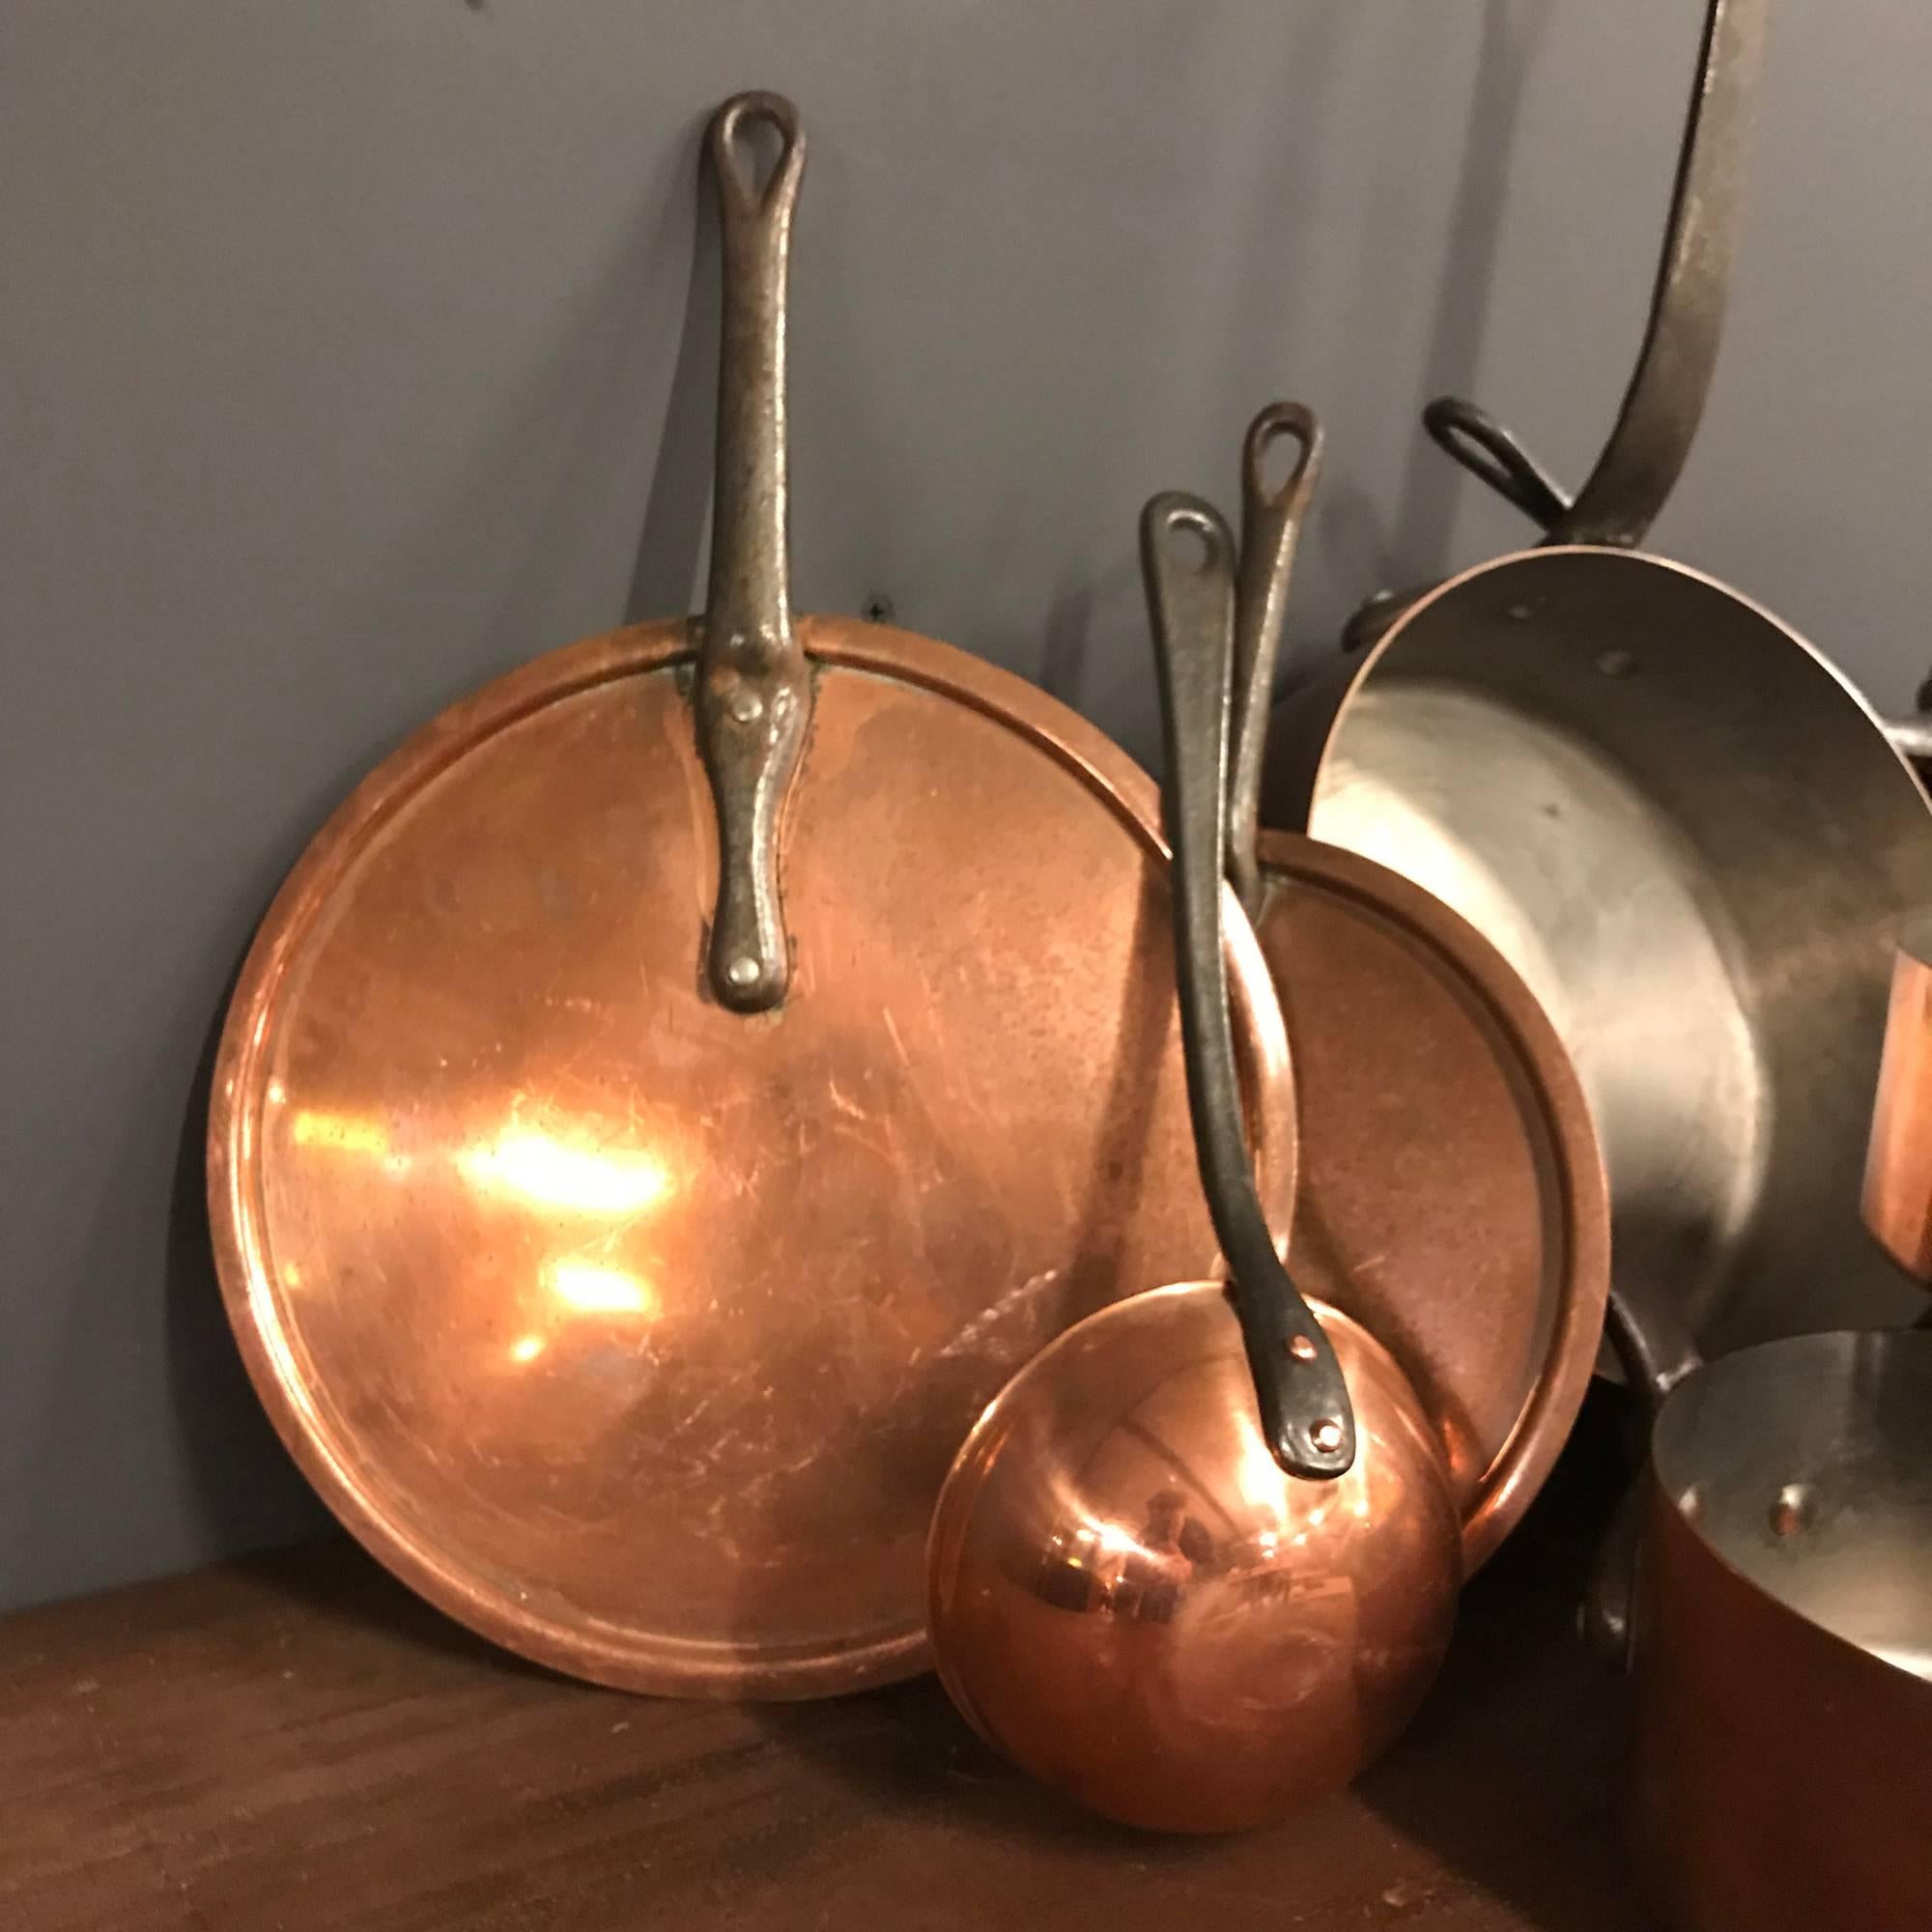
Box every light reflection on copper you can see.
[927,1286,1462,1832]
[283,1104,676,1221]
[290,1109,391,1157]
[456,1127,672,1217]
[543,1257,658,1319]
[508,1334,546,1364]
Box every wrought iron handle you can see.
[1433,0,1769,549]
[1422,397,1572,530]
[1142,492,1355,1481]
[696,92,814,1013]
[1228,405,1323,921]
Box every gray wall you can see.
[5,1,1929,1612]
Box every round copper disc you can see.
[208,614,1296,1697]
[1251,834,1607,1570]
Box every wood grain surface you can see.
[0,1395,1649,1931]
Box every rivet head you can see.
[724,955,762,990]
[1769,1483,1814,1538]
[729,690,765,725]
[1311,1417,1345,1454]
[1287,1333,1319,1363]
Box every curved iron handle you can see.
[1430,0,1769,550]
[1583,1284,1704,1667]
[1142,492,1355,1482]
[696,93,814,1013]
[1422,398,1572,530]
[1228,405,1323,920]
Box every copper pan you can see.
[206,93,1297,1698]
[1862,918,1932,1283]
[1590,1285,1932,1930]
[1266,0,1932,1360]
[1230,405,1608,1569]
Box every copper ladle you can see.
[923,487,1462,1833]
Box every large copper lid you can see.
[206,96,1295,1697]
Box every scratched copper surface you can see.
[1250,835,1608,1571]
[209,616,1295,1697]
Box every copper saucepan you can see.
[1861,918,1932,1283]
[1266,0,1932,1361]
[1592,1281,1932,1931]
[205,93,1298,1698]
[924,497,1461,1835]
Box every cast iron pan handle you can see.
[1584,1283,1704,1667]
[1345,0,1767,656]
[696,92,814,1013]
[1143,492,1355,1482]
[1228,405,1323,921]
[1433,0,1767,550]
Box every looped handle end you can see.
[1142,490,1355,1482]
[1229,404,1323,917]
[1242,402,1323,524]
[1423,396,1574,531]
[706,92,807,220]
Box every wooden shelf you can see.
[0,1402,1648,1931]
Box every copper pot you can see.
[1265,0,1932,1364]
[1597,1293,1932,1930]
[1862,919,1932,1283]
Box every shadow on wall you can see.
[625,111,723,628]
[6,102,733,1617]
[1387,0,1550,581]
[1003,0,1548,771]
[331,106,716,711]
[8,948,333,1617]
[1312,0,1548,665]
[163,973,335,1564]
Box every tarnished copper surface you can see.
[1862,921,1932,1283]
[925,1285,1459,1833]
[1251,834,1608,1571]
[208,615,1295,1698]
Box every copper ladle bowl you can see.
[925,1281,1459,1833]
[924,486,1463,1833]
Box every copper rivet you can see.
[729,691,764,725]
[1312,1417,1345,1453]
[725,955,761,989]
[1288,1333,1319,1362]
